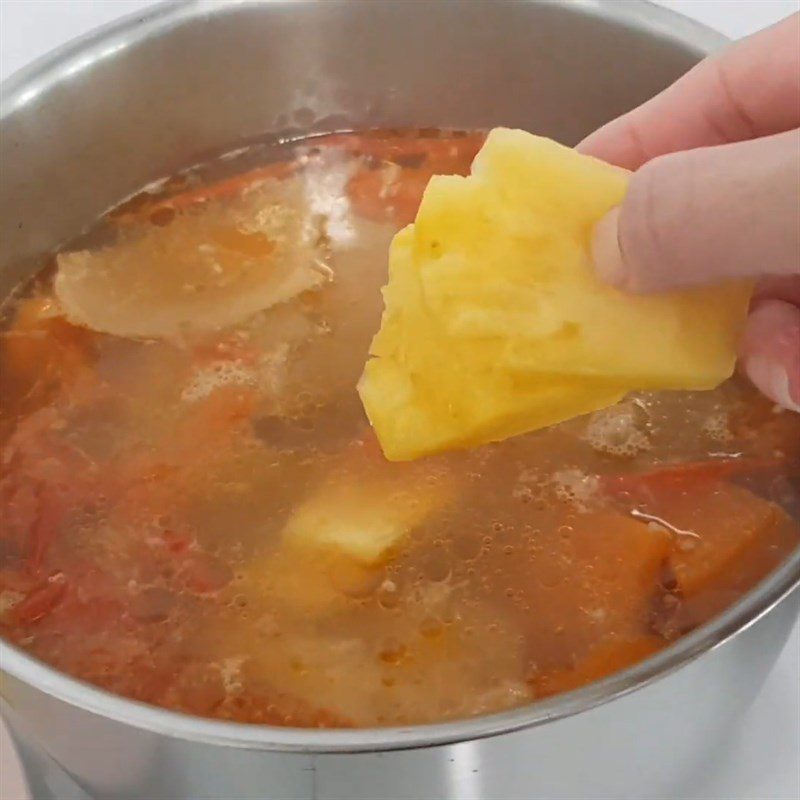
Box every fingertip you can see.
[591,208,628,289]
[740,300,800,412]
[744,355,800,413]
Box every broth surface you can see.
[1,130,799,727]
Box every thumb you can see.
[592,129,800,293]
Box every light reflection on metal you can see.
[6,40,130,113]
[445,740,482,800]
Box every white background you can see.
[0,2,798,799]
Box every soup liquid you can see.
[1,130,799,727]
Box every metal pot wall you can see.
[1,2,798,799]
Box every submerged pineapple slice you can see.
[55,177,329,339]
[239,440,454,615]
[360,128,752,461]
[282,442,453,564]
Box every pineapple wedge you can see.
[282,442,454,564]
[359,129,752,461]
[237,441,454,616]
[361,228,627,460]
[235,456,453,617]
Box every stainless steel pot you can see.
[1,2,798,799]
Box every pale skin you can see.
[581,13,800,411]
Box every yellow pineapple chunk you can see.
[282,442,454,564]
[282,434,455,565]
[359,128,751,461]
[237,443,454,616]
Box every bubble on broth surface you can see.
[702,410,733,442]
[377,579,400,609]
[583,399,652,458]
[181,360,257,402]
[512,468,552,508]
[550,469,600,512]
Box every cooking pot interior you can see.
[10,1,798,761]
[0,0,712,291]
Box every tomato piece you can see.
[1,409,103,571]
[6,574,67,625]
[0,295,94,417]
[567,511,672,624]
[600,457,789,501]
[601,456,799,631]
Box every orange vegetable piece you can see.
[656,483,797,598]
[1,295,92,407]
[533,635,664,697]
[522,511,671,669]
[567,511,672,627]
[600,458,785,499]
[5,574,67,625]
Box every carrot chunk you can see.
[522,511,671,669]
[658,483,797,598]
[601,457,791,500]
[566,511,672,632]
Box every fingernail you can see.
[591,207,627,288]
[745,355,800,413]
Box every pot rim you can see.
[2,0,797,755]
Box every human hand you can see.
[580,14,800,411]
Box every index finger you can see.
[578,13,800,169]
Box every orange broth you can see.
[1,130,798,727]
